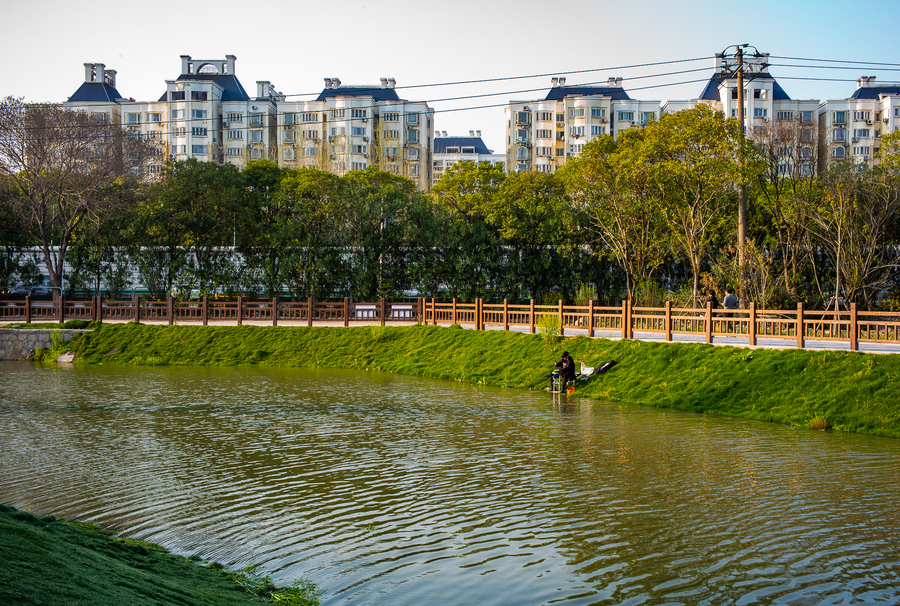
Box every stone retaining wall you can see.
[0,329,90,361]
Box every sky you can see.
[2,0,898,154]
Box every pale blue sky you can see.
[2,0,897,152]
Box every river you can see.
[1,362,899,605]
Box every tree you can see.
[0,96,155,298]
[561,133,668,303]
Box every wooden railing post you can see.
[705,300,713,344]
[850,302,858,351]
[796,301,805,349]
[530,299,536,334]
[272,296,278,327]
[452,298,458,325]
[236,295,243,326]
[134,295,141,324]
[478,299,483,330]
[167,296,174,326]
[749,301,757,347]
[558,298,564,337]
[380,297,386,327]
[503,299,509,332]
[344,297,350,327]
[665,300,672,342]
[621,300,628,340]
[431,297,437,326]
[58,295,66,324]
[588,299,595,338]
[202,296,208,326]
[25,295,31,324]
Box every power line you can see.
[769,55,900,67]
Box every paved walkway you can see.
[4,318,900,355]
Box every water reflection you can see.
[1,362,899,605]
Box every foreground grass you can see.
[0,505,321,606]
[71,322,900,438]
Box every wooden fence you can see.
[4,296,900,352]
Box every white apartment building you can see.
[504,77,659,173]
[818,76,900,169]
[276,78,433,191]
[66,55,281,173]
[432,130,504,185]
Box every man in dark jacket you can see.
[554,351,576,393]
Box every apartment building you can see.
[432,130,504,185]
[65,55,281,174]
[276,78,433,190]
[818,76,900,169]
[504,77,659,173]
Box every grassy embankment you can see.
[70,322,900,439]
[0,505,321,606]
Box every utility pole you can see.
[736,45,747,283]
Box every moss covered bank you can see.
[69,322,900,439]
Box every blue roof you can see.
[67,82,123,103]
[316,87,402,102]
[850,85,900,99]
[157,73,250,102]
[434,137,493,154]
[543,86,631,101]
[698,72,791,102]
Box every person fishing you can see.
[554,351,576,393]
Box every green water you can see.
[1,362,899,605]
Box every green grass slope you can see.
[71,323,900,438]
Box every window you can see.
[516,163,528,173]
[250,113,263,126]
[515,111,530,125]
[537,111,553,122]
[536,129,552,139]
[535,146,552,157]
[853,111,871,121]
[409,164,419,177]
[516,147,528,160]
[330,127,346,137]
[353,144,367,155]
[171,109,185,120]
[304,147,316,157]
[191,144,208,154]
[753,89,768,100]
[283,113,295,126]
[461,146,475,154]
[853,129,870,138]
[147,113,161,122]
[800,146,812,160]
[407,129,420,143]
[833,111,847,124]
[801,111,814,123]
[570,143,583,155]
[351,126,366,137]
[641,111,655,124]
[301,112,318,123]
[408,147,420,160]
[226,113,243,123]
[283,148,295,161]
[407,113,420,126]
[173,127,186,137]
[754,108,768,118]
[250,148,261,160]
[556,148,565,157]
[445,146,459,154]
[556,113,564,122]
[250,130,263,143]
[191,109,207,119]
[352,161,367,171]
[283,128,294,143]
[833,128,846,142]
[303,129,318,140]
[557,130,565,140]
[384,129,399,139]
[854,146,870,157]
[776,111,794,121]
[516,129,529,142]
[126,113,140,125]
[351,108,367,118]
[172,145,186,155]
[228,130,243,140]
[190,91,208,101]
[591,125,606,136]
[91,112,109,122]
[591,108,606,119]
[192,127,207,137]
[170,91,185,101]
[331,109,345,119]
[570,126,584,137]
[569,108,585,119]
[618,111,634,122]
[227,147,242,157]
[382,112,399,122]
[895,108,900,118]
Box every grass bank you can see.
[0,505,321,606]
[70,322,900,439]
